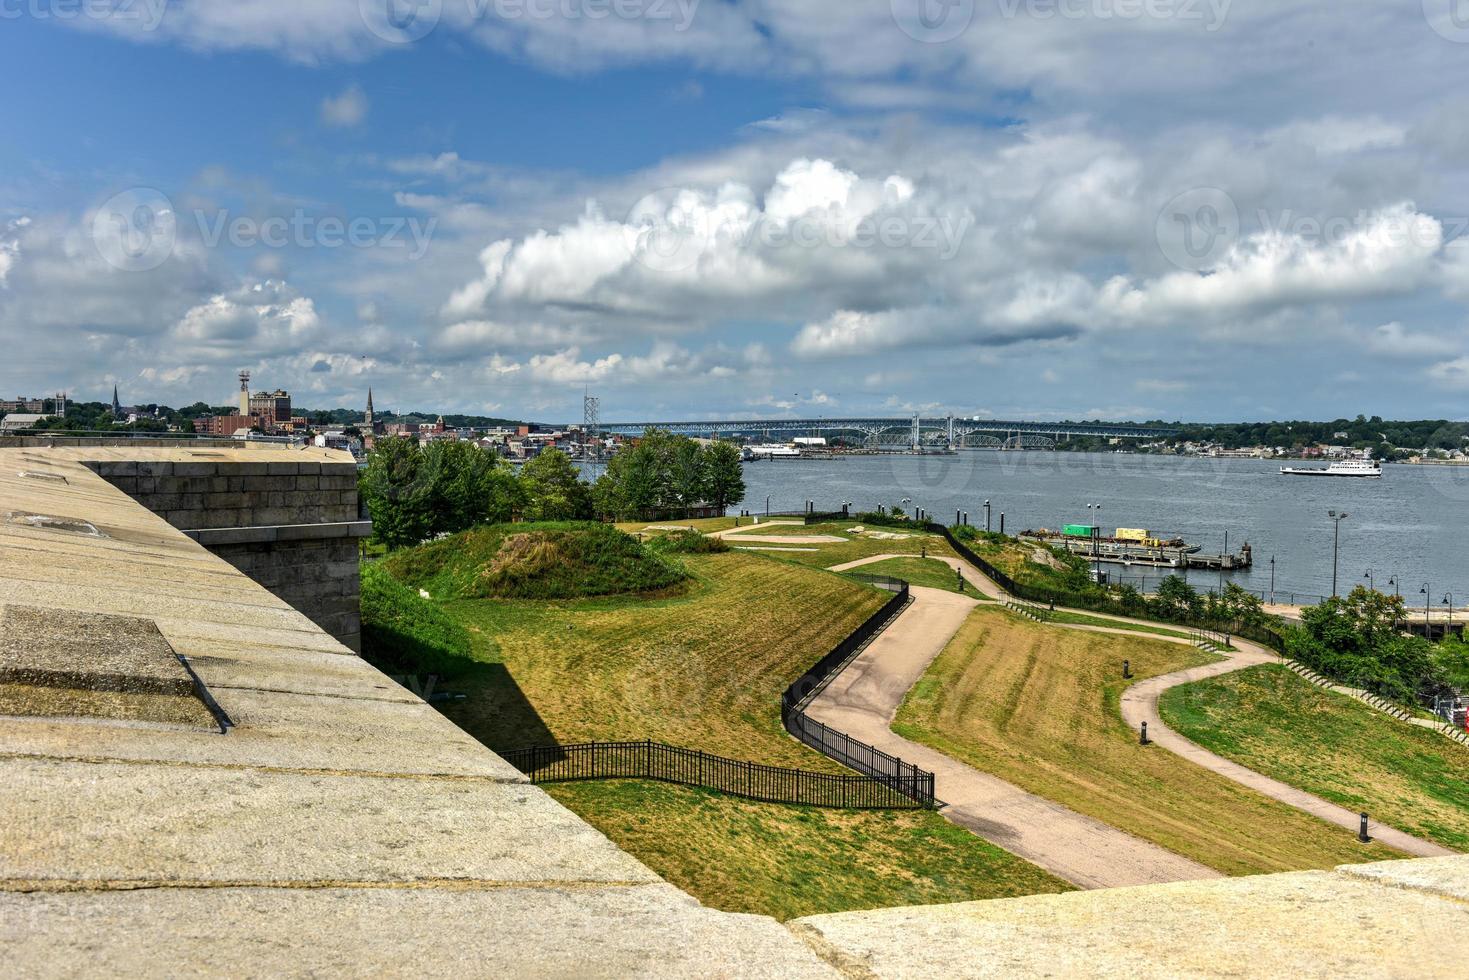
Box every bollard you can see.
[999,513,1005,535]
[1358,812,1370,843]
[1123,659,1132,679]
[1139,721,1150,745]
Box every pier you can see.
[1023,533,1253,571]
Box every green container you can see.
[1062,524,1097,537]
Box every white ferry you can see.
[1280,458,1382,478]
[744,443,801,460]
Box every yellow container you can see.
[1115,527,1150,542]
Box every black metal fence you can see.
[780,578,936,808]
[501,740,922,809]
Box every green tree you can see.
[359,436,434,550]
[701,440,746,513]
[423,440,519,536]
[1150,576,1201,621]
[519,448,592,520]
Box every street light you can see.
[984,499,991,532]
[1421,583,1432,630]
[765,493,770,517]
[1327,510,1349,597]
[1364,568,1375,592]
[1086,502,1102,581]
[1388,576,1400,599]
[1446,593,1455,625]
[1269,555,1276,605]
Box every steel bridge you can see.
[595,416,1178,449]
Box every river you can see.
[734,451,1469,606]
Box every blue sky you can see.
[3,1,1469,424]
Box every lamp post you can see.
[1388,576,1399,599]
[1269,555,1276,605]
[1447,593,1455,625]
[765,494,770,517]
[1327,510,1349,597]
[1086,502,1102,581]
[1364,568,1375,593]
[1421,583,1432,631]
[984,499,991,532]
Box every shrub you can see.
[383,522,688,600]
[646,529,730,554]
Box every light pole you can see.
[1446,593,1455,625]
[1327,510,1349,597]
[1219,529,1228,597]
[1421,583,1432,630]
[984,499,991,532]
[1364,568,1375,592]
[1269,555,1276,605]
[765,494,770,517]
[1086,502,1102,581]
[1388,576,1399,599]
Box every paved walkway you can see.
[805,583,1222,889]
[1120,644,1455,859]
[712,521,847,545]
[825,551,1454,863]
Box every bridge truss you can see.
[595,416,1176,450]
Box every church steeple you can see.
[110,385,122,418]
[364,388,375,429]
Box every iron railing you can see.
[501,740,922,809]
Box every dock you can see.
[1022,533,1253,571]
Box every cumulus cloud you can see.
[172,280,321,358]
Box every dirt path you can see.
[805,583,1221,889]
[711,522,847,545]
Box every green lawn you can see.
[545,781,1069,920]
[893,606,1401,875]
[841,555,991,597]
[1160,664,1469,850]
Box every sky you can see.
[3,1,1469,424]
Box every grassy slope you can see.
[1160,664,1469,850]
[841,555,991,597]
[435,551,883,767]
[1045,609,1191,639]
[360,563,474,678]
[893,606,1399,874]
[546,781,1069,920]
[412,550,1068,916]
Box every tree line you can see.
[359,429,746,550]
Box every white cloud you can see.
[172,280,321,358]
[320,84,368,127]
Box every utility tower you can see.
[238,370,251,416]
[583,391,601,477]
